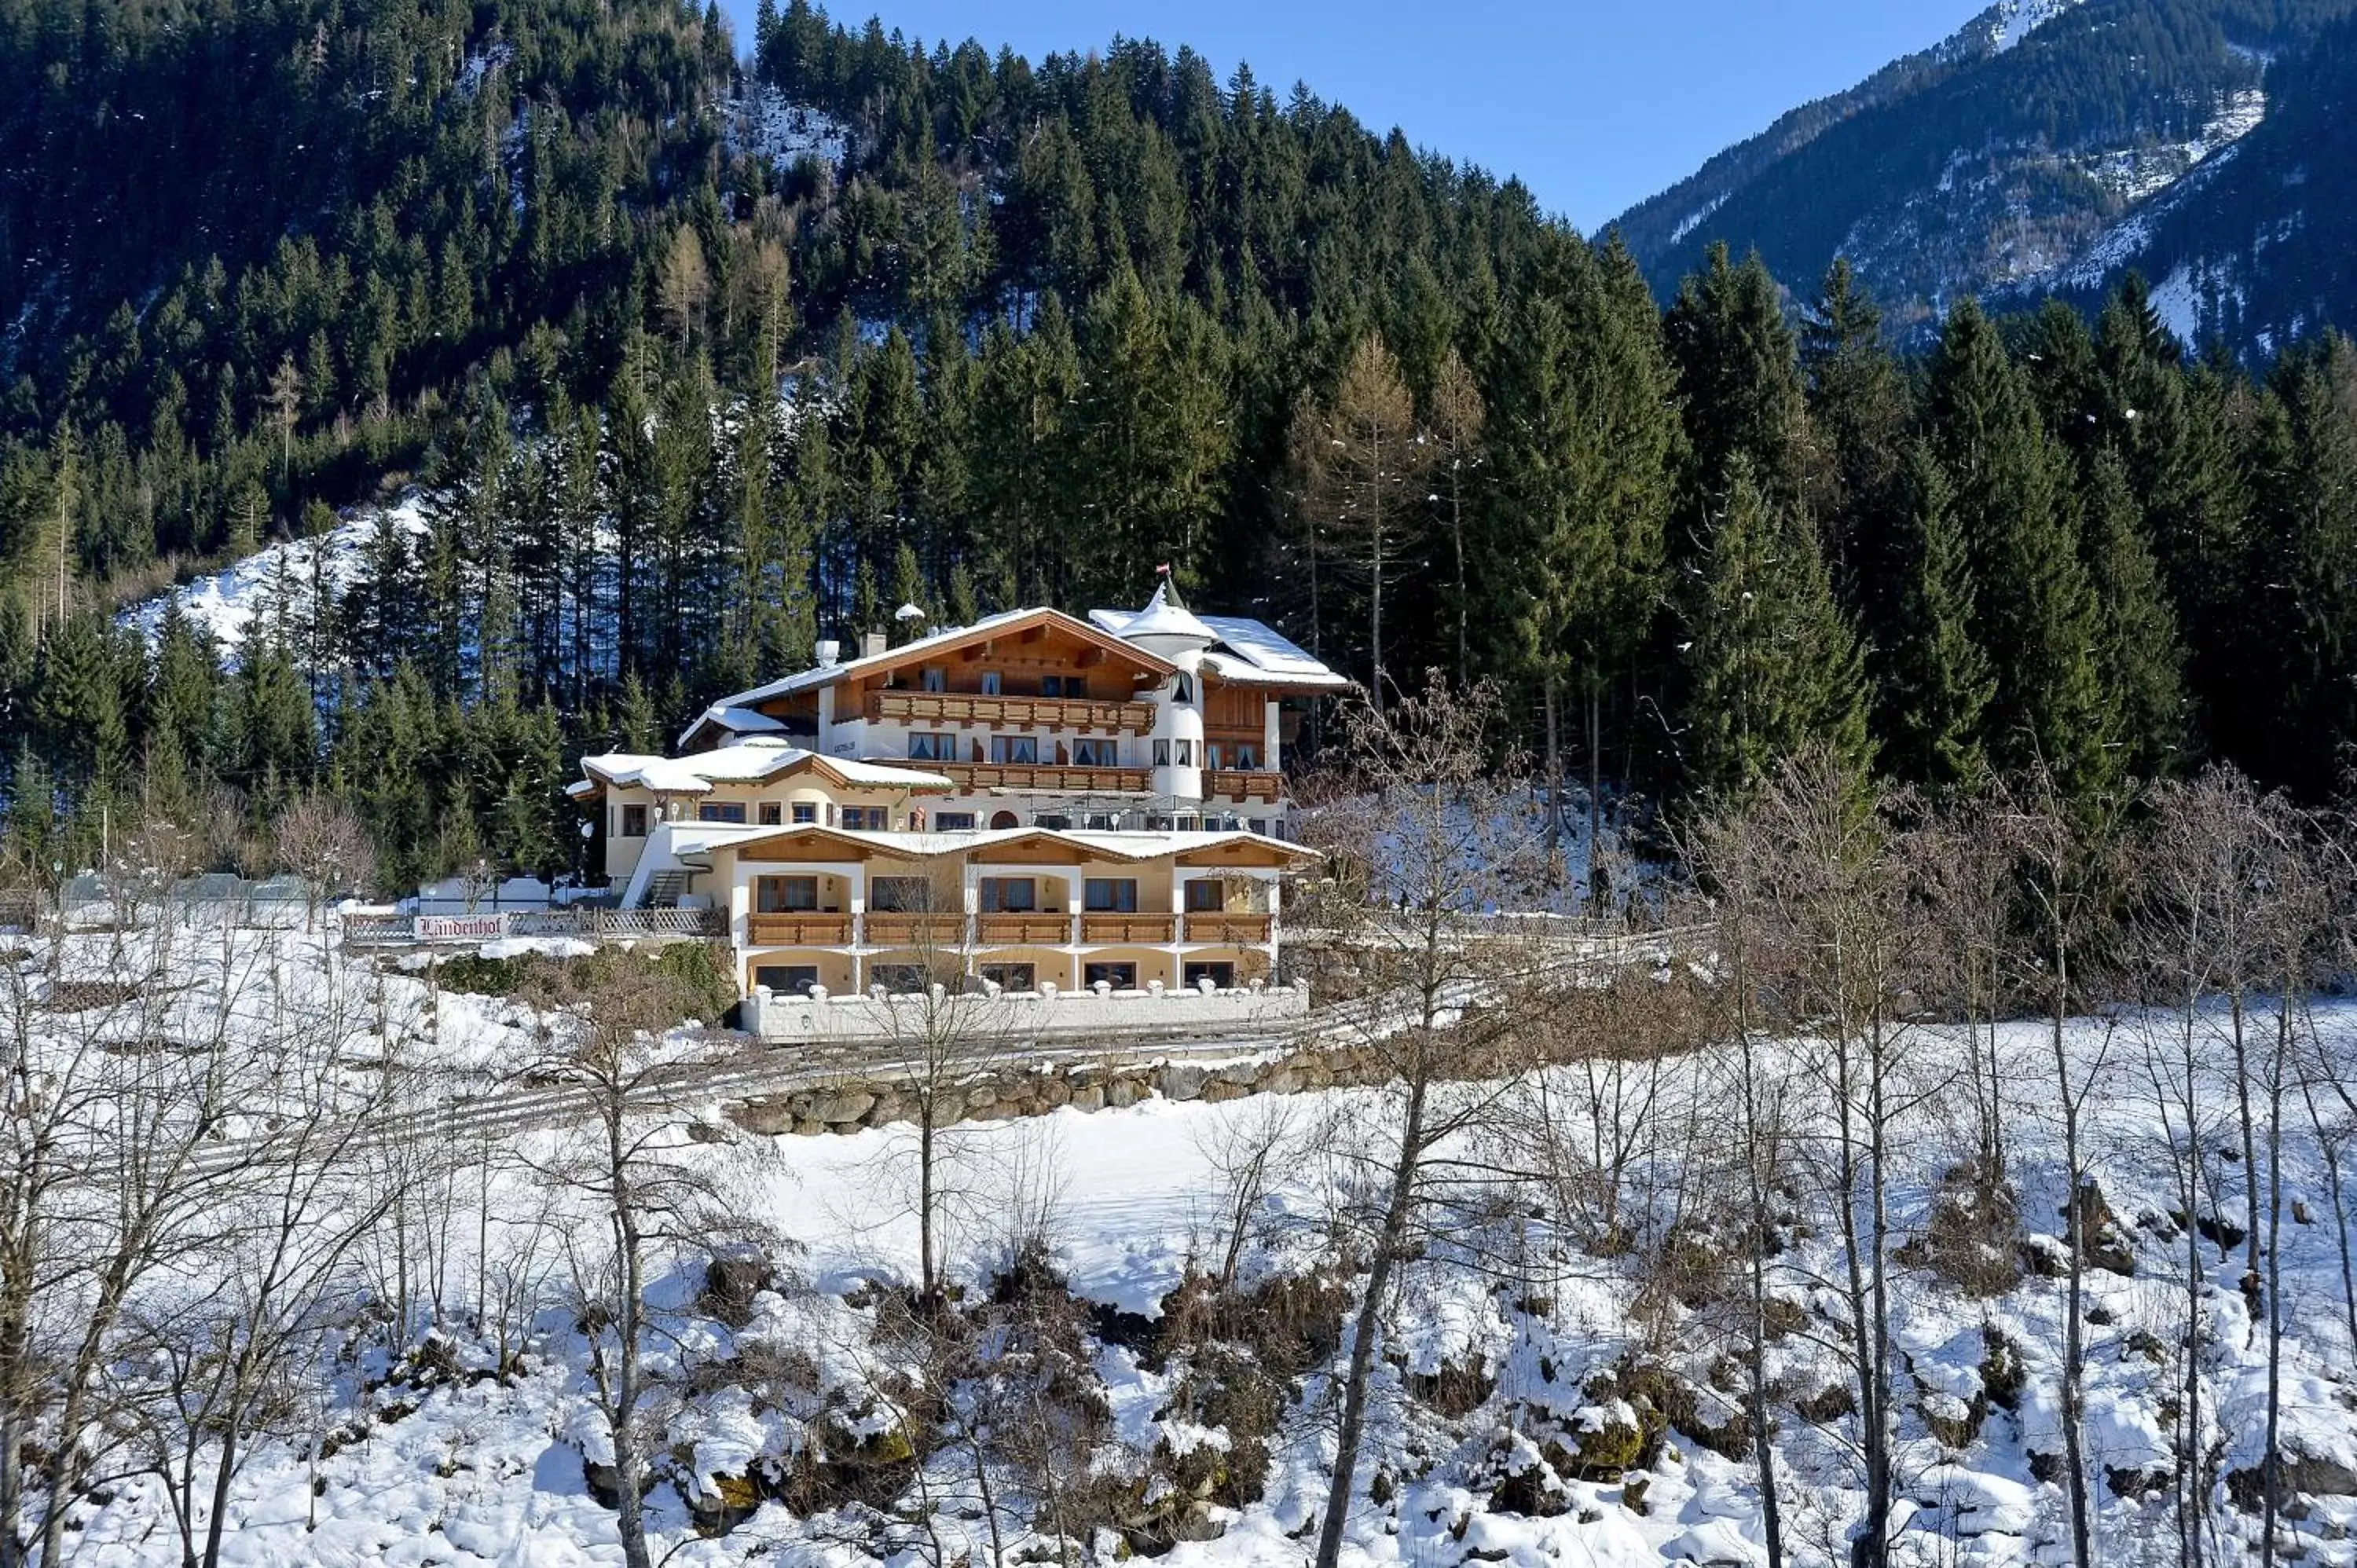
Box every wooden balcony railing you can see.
[1080,914,1178,944]
[1184,912,1273,944]
[1204,769,1286,804]
[749,912,852,946]
[977,914,1072,946]
[868,690,1155,733]
[863,912,965,947]
[929,763,1153,794]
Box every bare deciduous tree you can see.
[1694,746,1923,1568]
[271,793,379,928]
[522,962,761,1568]
[1299,669,1549,1568]
[658,223,710,349]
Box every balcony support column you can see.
[962,858,981,951]
[849,871,867,990]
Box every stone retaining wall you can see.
[724,1039,1405,1137]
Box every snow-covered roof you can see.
[698,705,789,735]
[1102,580,1217,647]
[646,821,776,857]
[1085,604,1348,691]
[578,743,951,796]
[824,756,959,788]
[1197,615,1351,689]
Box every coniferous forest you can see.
[3,0,2356,890]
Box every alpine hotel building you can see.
[568,580,1344,1005]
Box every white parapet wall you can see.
[744,980,1310,1046]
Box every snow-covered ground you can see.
[15,914,2357,1567]
[725,84,851,170]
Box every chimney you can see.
[815,639,841,668]
[861,629,889,660]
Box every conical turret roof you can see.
[1118,574,1216,649]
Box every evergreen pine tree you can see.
[147,599,222,768]
[1802,258,1908,621]
[1491,235,1679,874]
[1665,244,1811,524]
[1874,444,1992,793]
[1681,456,1872,799]
[1926,300,2112,797]
[618,669,662,753]
[2250,332,2357,797]
[31,613,130,789]
[2080,446,2189,782]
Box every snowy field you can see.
[18,896,2357,1568]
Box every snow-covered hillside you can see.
[1984,0,2084,55]
[126,495,428,654]
[725,84,852,170]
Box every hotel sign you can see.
[414,913,511,941]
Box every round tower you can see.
[1120,573,1215,814]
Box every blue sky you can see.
[720,0,1993,229]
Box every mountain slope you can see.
[1615,0,2351,339]
[2014,5,2357,351]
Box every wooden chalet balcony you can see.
[749,913,852,946]
[1204,769,1286,804]
[868,690,1155,734]
[863,912,965,947]
[1185,912,1273,944]
[930,763,1153,794]
[1080,914,1178,944]
[977,914,1072,946]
